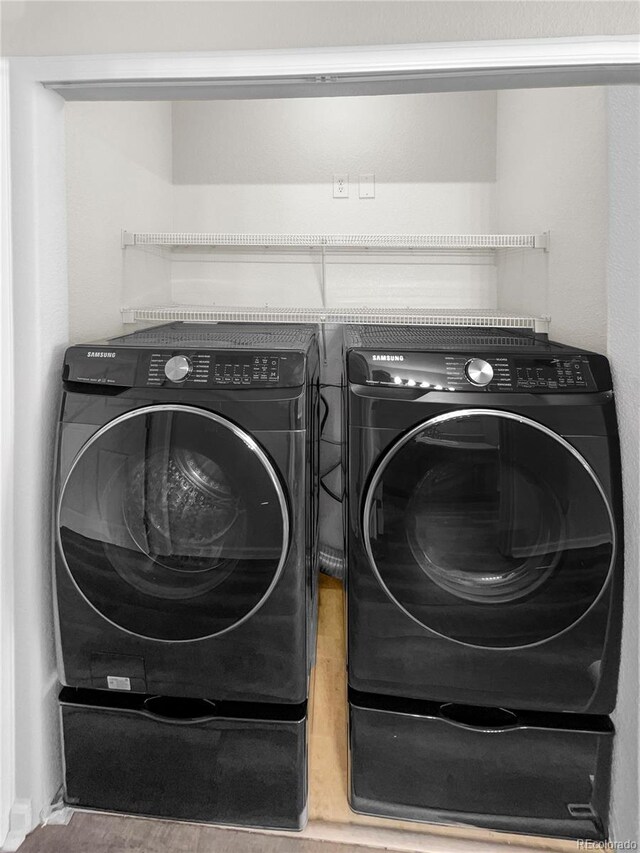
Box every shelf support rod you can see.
[320,242,327,306]
[320,242,328,364]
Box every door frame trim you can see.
[0,57,16,851]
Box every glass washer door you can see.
[58,405,289,641]
[363,409,615,649]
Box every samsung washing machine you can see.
[344,325,622,840]
[54,322,319,829]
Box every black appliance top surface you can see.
[64,323,317,390]
[343,325,576,353]
[108,322,318,352]
[344,326,611,394]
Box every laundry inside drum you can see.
[122,446,244,579]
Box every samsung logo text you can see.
[87,351,117,358]
[372,355,404,362]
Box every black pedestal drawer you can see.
[349,690,613,840]
[60,687,307,830]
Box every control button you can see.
[406,379,416,387]
[164,355,191,382]
[420,382,430,388]
[393,376,402,385]
[465,358,494,387]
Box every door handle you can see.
[439,703,519,732]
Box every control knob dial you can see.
[164,355,191,382]
[465,357,494,387]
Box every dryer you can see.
[54,322,319,829]
[344,324,622,839]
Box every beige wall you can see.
[2,1,639,57]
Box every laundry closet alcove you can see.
[3,35,639,851]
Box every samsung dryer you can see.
[344,325,622,714]
[343,324,622,838]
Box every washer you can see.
[54,322,320,703]
[54,322,320,829]
[343,324,622,839]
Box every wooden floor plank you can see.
[19,812,370,853]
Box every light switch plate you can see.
[359,173,375,198]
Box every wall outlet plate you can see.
[333,174,349,198]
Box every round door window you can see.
[363,410,615,648]
[58,405,289,641]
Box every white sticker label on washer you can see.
[107,676,131,691]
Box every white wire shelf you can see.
[122,231,549,251]
[121,305,550,334]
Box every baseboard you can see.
[0,800,33,852]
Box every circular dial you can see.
[464,358,494,387]
[164,355,191,383]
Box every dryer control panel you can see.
[348,351,609,393]
[63,347,304,388]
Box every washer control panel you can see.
[63,347,305,388]
[348,351,601,393]
[146,352,282,387]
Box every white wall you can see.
[64,91,500,338]
[65,102,174,342]
[170,92,497,312]
[69,87,612,333]
[607,85,640,847]
[2,1,639,56]
[495,86,608,352]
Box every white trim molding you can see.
[0,801,32,853]
[0,57,16,852]
[6,57,67,839]
[28,35,640,101]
